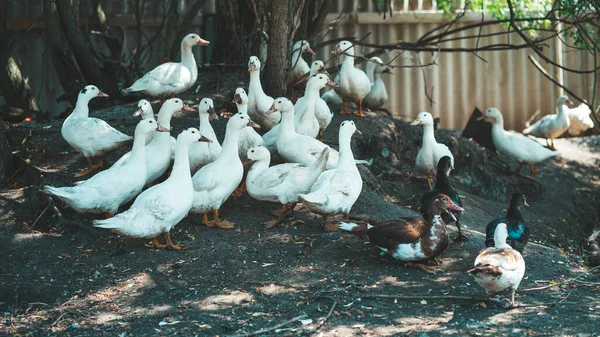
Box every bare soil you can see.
[1,68,599,336]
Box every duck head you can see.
[510,193,529,208]
[78,85,108,102]
[196,98,218,120]
[411,112,434,127]
[177,127,212,145]
[429,194,464,221]
[437,156,453,176]
[246,145,270,162]
[227,111,260,131]
[248,56,261,73]
[339,120,362,136]
[294,40,315,55]
[133,99,153,118]
[310,60,327,76]
[233,88,248,105]
[477,107,503,124]
[307,73,336,90]
[135,119,169,138]
[266,97,294,115]
[556,95,573,107]
[333,40,354,56]
[161,98,195,115]
[182,33,209,48]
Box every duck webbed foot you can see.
[231,181,246,197]
[323,215,339,232]
[453,221,469,241]
[213,209,235,229]
[164,232,182,250]
[404,261,438,274]
[353,99,368,117]
[340,102,353,115]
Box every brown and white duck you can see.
[339,194,464,272]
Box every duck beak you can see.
[97,91,109,97]
[183,104,196,112]
[156,124,170,132]
[133,108,143,117]
[197,38,210,46]
[199,135,212,143]
[382,67,392,74]
[248,63,256,72]
[326,79,336,88]
[354,128,362,135]
[208,106,218,120]
[247,120,260,128]
[319,66,326,73]
[266,104,278,115]
[233,94,242,104]
[411,118,422,126]
[332,46,341,55]
[476,116,486,121]
[305,45,315,55]
[447,201,464,213]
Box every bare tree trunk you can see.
[43,0,83,107]
[55,0,118,95]
[262,0,290,97]
[169,0,210,60]
[212,0,264,64]
[0,120,12,183]
[0,0,40,120]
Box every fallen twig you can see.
[314,296,337,330]
[520,265,600,292]
[226,314,308,337]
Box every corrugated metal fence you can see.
[319,0,599,130]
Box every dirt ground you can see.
[1,69,600,336]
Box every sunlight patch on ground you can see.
[187,290,254,311]
[393,311,455,332]
[11,232,45,243]
[254,284,298,296]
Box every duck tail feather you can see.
[338,221,370,237]
[467,264,502,277]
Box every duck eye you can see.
[251,150,254,153]
[192,130,196,133]
[278,100,281,103]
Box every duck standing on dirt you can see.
[479,108,559,179]
[333,40,371,117]
[363,56,391,110]
[188,98,222,173]
[190,114,259,228]
[485,193,530,253]
[61,85,132,177]
[420,156,466,241]
[122,33,209,98]
[412,112,454,189]
[247,56,278,131]
[339,194,464,273]
[289,40,315,97]
[298,120,363,232]
[46,119,168,216]
[246,145,329,228]
[93,128,212,250]
[469,223,526,307]
[523,96,572,150]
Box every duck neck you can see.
[337,131,357,171]
[157,110,174,130]
[279,110,296,134]
[236,102,248,114]
[249,71,266,96]
[301,85,319,120]
[180,44,198,80]
[494,232,512,249]
[491,117,505,137]
[557,103,569,122]
[170,140,193,183]
[70,97,92,119]
[506,204,524,222]
[198,113,217,142]
[218,127,241,162]
[421,124,436,147]
[292,49,306,69]
[247,157,270,182]
[342,47,355,68]
[434,168,452,190]
[128,129,149,164]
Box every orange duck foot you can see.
[262,218,283,228]
[164,232,182,250]
[323,221,339,232]
[231,182,246,198]
[152,238,168,250]
[404,262,438,274]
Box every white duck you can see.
[321,64,343,107]
[468,223,526,307]
[411,112,455,189]
[45,119,168,215]
[246,145,329,228]
[93,128,211,250]
[61,85,132,177]
[289,40,315,94]
[333,40,371,117]
[123,34,209,97]
[270,97,368,170]
[233,87,263,159]
[479,108,560,179]
[297,66,335,139]
[566,101,594,136]
[247,56,278,131]
[298,120,363,232]
[113,98,195,185]
[188,98,222,173]
[523,96,572,150]
[190,113,259,228]
[363,57,391,110]
[262,74,335,151]
[133,99,177,153]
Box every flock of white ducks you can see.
[43,34,595,307]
